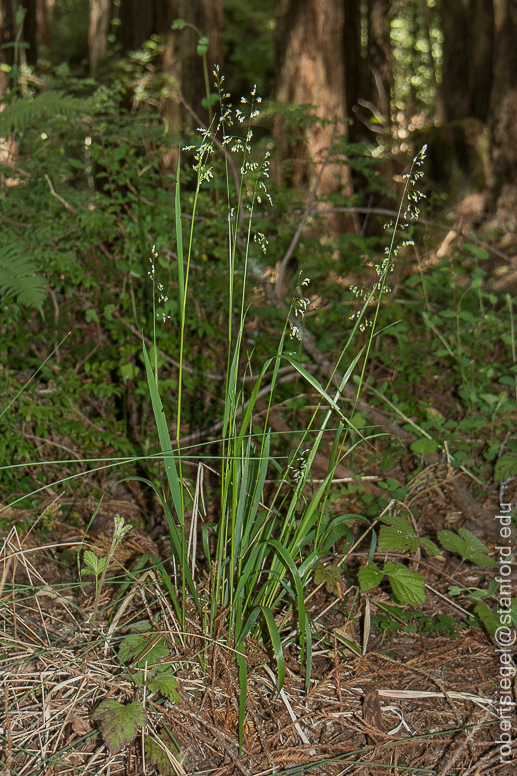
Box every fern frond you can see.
[0,91,89,135]
[0,244,46,312]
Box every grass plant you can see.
[0,69,515,773]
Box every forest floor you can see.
[1,465,513,776]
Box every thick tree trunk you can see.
[104,0,222,128]
[367,0,393,123]
[343,0,363,143]
[0,0,13,96]
[178,0,223,126]
[89,0,111,76]
[486,0,517,214]
[440,0,494,122]
[274,0,356,233]
[23,0,50,64]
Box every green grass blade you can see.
[260,605,285,691]
[175,158,185,316]
[304,616,313,693]
[142,344,183,523]
[240,431,271,550]
[266,539,306,661]
[236,646,247,753]
[233,437,251,555]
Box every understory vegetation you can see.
[0,40,516,776]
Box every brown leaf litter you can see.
[0,518,513,776]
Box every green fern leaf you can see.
[0,90,89,134]
[0,244,46,311]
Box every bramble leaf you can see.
[148,672,180,703]
[438,528,496,567]
[494,452,517,482]
[378,516,419,553]
[383,561,426,605]
[119,634,169,667]
[92,699,146,754]
[420,537,442,556]
[314,563,342,595]
[358,563,383,592]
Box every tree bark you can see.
[107,0,222,128]
[89,0,111,76]
[486,0,517,212]
[343,0,363,143]
[274,0,357,233]
[23,0,50,64]
[440,0,494,122]
[366,0,393,123]
[177,0,223,126]
[0,0,13,96]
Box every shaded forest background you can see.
[1,0,517,211]
[0,0,516,515]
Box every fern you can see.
[0,244,46,311]
[0,90,89,134]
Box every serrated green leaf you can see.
[147,672,180,703]
[82,550,107,575]
[438,529,467,556]
[494,452,517,482]
[439,528,497,566]
[457,528,491,556]
[473,602,499,636]
[119,634,169,667]
[384,561,426,605]
[314,563,342,594]
[92,699,146,754]
[378,524,419,553]
[468,552,497,568]
[358,563,383,592]
[420,537,442,556]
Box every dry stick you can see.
[275,123,338,297]
[112,309,221,379]
[44,173,78,216]
[314,205,515,265]
[175,368,318,450]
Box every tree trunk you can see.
[274,0,357,233]
[23,0,50,64]
[0,0,14,96]
[440,0,494,122]
[89,0,111,76]
[486,0,517,214]
[343,0,363,143]
[177,0,223,126]
[107,0,222,128]
[367,0,393,124]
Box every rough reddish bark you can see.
[274,0,357,233]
